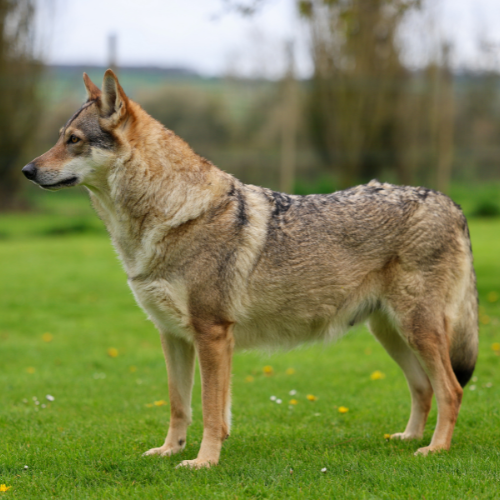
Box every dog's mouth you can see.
[39,176,79,190]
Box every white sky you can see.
[36,0,500,77]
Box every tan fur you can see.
[22,71,479,468]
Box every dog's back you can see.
[234,181,477,375]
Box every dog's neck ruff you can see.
[86,131,231,277]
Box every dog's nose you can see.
[22,163,37,180]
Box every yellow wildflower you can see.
[370,370,385,381]
[488,291,499,303]
[26,367,35,374]
[107,348,119,358]
[338,406,349,413]
[306,394,317,401]
[42,333,53,342]
[0,485,11,492]
[129,366,137,373]
[481,315,490,325]
[263,365,273,375]
[289,399,298,405]
[245,376,254,382]
[492,343,500,352]
[154,400,167,406]
[145,404,153,408]
[286,368,295,375]
[384,434,391,439]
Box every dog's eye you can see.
[69,135,80,144]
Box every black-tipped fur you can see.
[452,364,476,388]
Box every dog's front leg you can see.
[144,333,195,457]
[178,322,234,469]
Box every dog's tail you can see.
[449,223,479,388]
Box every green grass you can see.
[1,200,500,499]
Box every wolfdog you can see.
[23,70,478,468]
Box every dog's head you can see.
[22,70,132,190]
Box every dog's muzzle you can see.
[22,163,37,181]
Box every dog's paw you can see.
[143,443,185,457]
[176,458,216,469]
[390,432,422,441]
[414,445,445,456]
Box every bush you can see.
[140,86,233,155]
[472,199,500,217]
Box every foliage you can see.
[453,70,500,183]
[0,0,42,210]
[294,175,337,195]
[448,182,500,218]
[472,200,500,218]
[299,0,458,190]
[138,81,309,190]
[140,86,233,158]
[220,0,268,16]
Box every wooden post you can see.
[280,41,298,194]
[436,44,454,194]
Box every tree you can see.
[0,0,42,210]
[222,0,458,191]
[300,0,424,187]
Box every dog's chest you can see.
[128,278,194,342]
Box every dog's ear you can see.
[83,72,101,101]
[100,69,129,125]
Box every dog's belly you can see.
[232,311,350,350]
[128,277,372,350]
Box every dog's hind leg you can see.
[143,333,195,457]
[178,321,234,469]
[369,310,433,440]
[394,305,463,455]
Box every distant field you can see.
[41,65,208,102]
[1,199,500,499]
[40,65,272,122]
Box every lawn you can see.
[1,200,500,499]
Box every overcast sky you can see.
[36,0,500,77]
